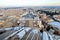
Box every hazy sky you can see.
[0,0,60,7]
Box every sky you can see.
[0,0,60,7]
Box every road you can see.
[0,30,16,40]
[0,27,42,40]
[21,28,42,40]
[21,29,32,40]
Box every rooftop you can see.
[22,13,37,18]
[48,21,60,30]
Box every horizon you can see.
[0,6,60,9]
